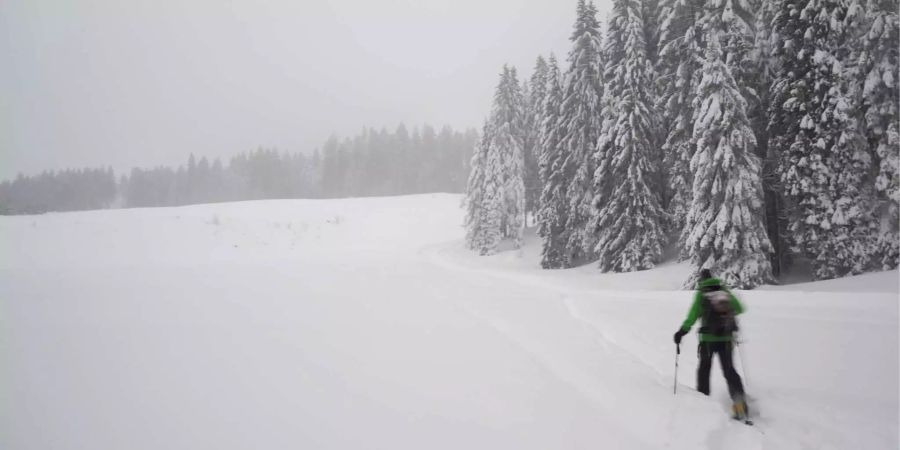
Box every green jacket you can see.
[680,277,744,342]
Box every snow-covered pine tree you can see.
[503,66,527,248]
[521,78,532,217]
[690,0,777,275]
[641,0,666,199]
[591,0,667,272]
[693,0,763,163]
[479,125,505,255]
[524,56,550,226]
[851,0,899,269]
[559,0,604,265]
[769,0,879,279]
[642,0,662,65]
[537,54,570,268]
[657,0,704,245]
[465,66,527,255]
[464,120,492,251]
[751,0,789,276]
[698,0,757,97]
[683,34,773,288]
[658,0,759,251]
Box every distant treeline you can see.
[0,124,477,215]
[0,168,118,214]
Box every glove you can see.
[673,328,688,344]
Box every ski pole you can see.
[673,343,680,394]
[735,338,750,394]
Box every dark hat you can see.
[699,268,712,280]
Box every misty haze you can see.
[2,1,898,450]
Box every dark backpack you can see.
[699,287,738,336]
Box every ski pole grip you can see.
[676,343,680,355]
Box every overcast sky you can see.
[1,0,612,180]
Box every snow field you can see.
[1,194,897,449]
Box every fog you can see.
[3,2,898,448]
[0,0,612,180]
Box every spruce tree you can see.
[494,66,527,248]
[464,67,527,254]
[683,35,773,288]
[657,0,704,243]
[752,0,789,276]
[642,0,662,65]
[524,56,550,226]
[537,54,570,268]
[657,0,758,249]
[769,0,879,279]
[853,0,899,268]
[479,130,505,255]
[641,0,666,200]
[464,121,492,251]
[559,0,604,265]
[696,0,762,161]
[698,0,757,96]
[592,0,667,272]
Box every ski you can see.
[732,416,754,426]
[733,414,766,435]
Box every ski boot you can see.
[731,394,752,425]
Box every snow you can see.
[2,194,897,450]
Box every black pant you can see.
[697,341,745,399]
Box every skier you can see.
[673,269,749,419]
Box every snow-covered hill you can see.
[2,194,897,449]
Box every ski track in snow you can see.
[1,195,897,450]
[420,229,898,450]
[421,241,771,450]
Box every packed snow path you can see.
[2,194,897,449]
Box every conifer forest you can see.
[464,0,899,288]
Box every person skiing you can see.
[673,268,749,419]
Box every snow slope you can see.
[2,194,897,449]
